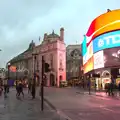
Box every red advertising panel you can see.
[9,66,16,72]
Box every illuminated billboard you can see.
[83,56,94,73]
[82,9,120,74]
[10,66,16,72]
[82,35,87,56]
[94,50,104,69]
[93,30,120,53]
[104,47,120,67]
[86,9,120,44]
[83,41,93,65]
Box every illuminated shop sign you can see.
[93,30,120,53]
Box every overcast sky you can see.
[0,0,119,68]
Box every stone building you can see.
[66,45,82,80]
[7,28,66,87]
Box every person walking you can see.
[0,83,3,96]
[118,82,120,96]
[28,81,31,94]
[4,78,8,97]
[17,81,24,98]
[110,82,114,96]
[16,81,20,97]
[31,83,35,99]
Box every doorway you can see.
[50,74,55,86]
[59,75,63,81]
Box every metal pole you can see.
[89,76,91,95]
[7,65,10,93]
[33,55,36,98]
[34,56,36,85]
[16,67,17,80]
[8,65,10,85]
[41,56,44,111]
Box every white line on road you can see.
[57,110,73,120]
[101,107,120,114]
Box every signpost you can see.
[41,56,50,111]
[41,56,44,111]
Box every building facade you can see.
[8,28,66,87]
[66,45,82,80]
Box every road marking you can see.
[57,110,73,120]
[101,107,120,114]
[102,107,115,112]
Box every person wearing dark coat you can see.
[118,82,120,96]
[28,82,32,94]
[31,83,35,99]
[17,81,24,98]
[16,81,19,97]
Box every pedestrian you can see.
[31,83,35,99]
[3,78,8,97]
[28,81,31,94]
[101,83,103,90]
[118,82,120,96]
[17,81,24,98]
[0,84,3,96]
[110,82,114,96]
[16,81,19,97]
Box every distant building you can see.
[7,28,66,87]
[66,45,82,80]
[0,68,6,79]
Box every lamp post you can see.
[32,53,38,99]
[41,56,44,111]
[16,67,17,81]
[7,63,11,82]
[7,62,11,93]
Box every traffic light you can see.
[44,63,50,72]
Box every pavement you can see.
[44,87,120,120]
[0,88,66,120]
[74,87,120,99]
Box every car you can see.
[60,81,68,87]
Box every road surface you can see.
[44,87,120,120]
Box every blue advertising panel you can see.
[93,30,120,53]
[82,35,87,56]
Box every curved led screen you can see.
[93,30,120,53]
[86,9,120,44]
[82,9,120,74]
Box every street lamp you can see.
[7,63,11,81]
[7,62,11,92]
[16,67,17,81]
[32,53,38,99]
[32,53,38,85]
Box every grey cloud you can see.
[0,0,58,67]
[0,0,57,29]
